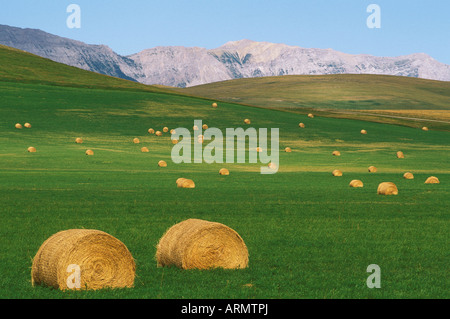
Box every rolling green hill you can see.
[176,74,450,130]
[0,45,449,299]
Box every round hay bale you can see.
[158,160,167,167]
[172,139,179,145]
[332,169,342,177]
[332,151,341,156]
[425,176,440,184]
[396,151,405,159]
[163,127,169,133]
[299,123,305,128]
[148,128,155,134]
[403,172,414,180]
[202,124,208,130]
[75,138,83,144]
[85,150,94,156]
[170,129,176,134]
[219,168,229,175]
[361,129,367,134]
[268,162,277,170]
[212,102,218,108]
[197,135,204,144]
[27,146,36,153]
[349,179,364,188]
[422,126,429,131]
[285,147,292,153]
[155,131,162,136]
[256,147,262,153]
[31,229,135,290]
[24,123,32,128]
[377,182,398,195]
[193,125,199,131]
[308,113,314,118]
[133,138,140,144]
[141,147,149,153]
[15,123,22,129]
[244,119,251,124]
[156,219,248,270]
[177,178,195,188]
[368,166,377,173]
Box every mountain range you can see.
[1,24,449,87]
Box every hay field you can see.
[0,46,449,299]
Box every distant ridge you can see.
[1,24,450,88]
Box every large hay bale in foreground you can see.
[156,219,248,270]
[299,123,305,128]
[24,123,32,128]
[396,151,405,159]
[349,180,363,188]
[332,169,342,176]
[158,160,167,167]
[361,129,367,134]
[75,138,83,144]
[141,147,149,153]
[27,147,36,153]
[368,166,377,173]
[85,150,94,156]
[219,168,230,175]
[332,151,341,156]
[176,178,195,188]
[425,176,440,184]
[403,172,414,180]
[15,123,22,129]
[31,229,135,290]
[377,182,398,195]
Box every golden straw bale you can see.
[308,113,314,118]
[155,131,162,136]
[24,123,32,128]
[85,150,94,156]
[31,229,135,291]
[422,127,429,131]
[156,219,248,270]
[299,123,305,128]
[368,166,377,173]
[133,138,140,144]
[212,102,218,108]
[172,139,179,145]
[75,138,83,144]
[202,124,208,130]
[377,182,398,195]
[163,127,169,133]
[403,172,414,180]
[349,180,364,188]
[244,119,251,124]
[332,169,342,176]
[27,147,36,153]
[219,168,230,175]
[361,129,367,134]
[15,123,22,129]
[193,125,199,131]
[158,160,167,167]
[396,151,405,159]
[285,147,292,153]
[332,151,341,156]
[268,162,277,170]
[425,176,440,184]
[148,128,155,134]
[177,178,195,188]
[170,129,176,134]
[141,147,149,153]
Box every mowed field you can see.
[0,46,449,299]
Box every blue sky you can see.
[1,0,449,64]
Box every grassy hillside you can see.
[0,46,449,299]
[177,74,450,130]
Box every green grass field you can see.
[0,46,448,299]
